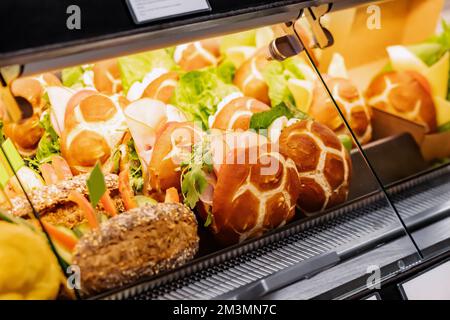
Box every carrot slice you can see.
[119,169,137,211]
[51,155,73,181]
[68,191,99,229]
[40,163,59,185]
[165,187,179,203]
[42,221,78,251]
[100,190,117,216]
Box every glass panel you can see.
[0,18,422,299]
[302,0,450,261]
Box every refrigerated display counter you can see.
[0,0,449,300]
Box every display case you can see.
[0,0,449,300]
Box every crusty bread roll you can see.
[366,71,437,132]
[9,173,123,228]
[310,76,372,144]
[61,90,129,173]
[206,136,300,245]
[148,122,203,192]
[73,203,199,296]
[234,56,271,105]
[174,39,220,71]
[279,120,352,214]
[93,59,122,94]
[211,96,270,130]
[141,71,179,104]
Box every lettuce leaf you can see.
[170,68,238,128]
[407,21,450,100]
[249,102,307,131]
[25,113,61,172]
[262,56,305,107]
[126,139,144,193]
[62,66,84,88]
[118,49,176,93]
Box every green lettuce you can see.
[126,139,144,193]
[249,102,307,131]
[118,49,176,93]
[170,67,239,128]
[262,56,305,107]
[25,113,61,172]
[220,30,256,54]
[406,21,450,100]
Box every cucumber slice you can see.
[72,222,91,238]
[135,195,158,207]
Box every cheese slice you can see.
[387,45,429,75]
[424,51,449,99]
[287,78,314,114]
[435,96,450,127]
[327,53,349,79]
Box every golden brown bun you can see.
[3,114,44,155]
[62,91,128,172]
[310,75,372,144]
[234,56,270,105]
[10,73,61,109]
[176,39,220,71]
[366,71,437,132]
[208,141,301,245]
[5,73,60,155]
[279,120,352,215]
[142,71,179,104]
[211,96,270,130]
[93,59,122,94]
[149,122,202,192]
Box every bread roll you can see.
[174,39,220,71]
[73,203,199,295]
[4,73,61,155]
[279,120,352,214]
[9,173,123,228]
[234,56,270,105]
[310,76,372,144]
[148,122,203,192]
[211,95,270,130]
[93,59,122,94]
[142,71,179,104]
[61,90,129,173]
[208,139,300,245]
[366,71,437,132]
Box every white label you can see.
[127,0,211,24]
[400,261,450,300]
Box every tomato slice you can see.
[68,191,99,229]
[164,187,180,203]
[51,155,73,181]
[42,221,78,251]
[40,163,59,185]
[100,190,117,216]
[119,169,137,211]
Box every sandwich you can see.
[174,39,221,71]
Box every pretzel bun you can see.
[2,115,44,156]
[174,39,220,71]
[93,59,122,94]
[310,76,372,144]
[366,71,437,132]
[149,122,203,192]
[279,120,352,214]
[141,71,179,104]
[234,56,270,105]
[4,73,60,155]
[10,73,61,109]
[61,90,128,173]
[211,95,270,130]
[208,137,300,245]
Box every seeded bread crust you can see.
[73,203,199,295]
